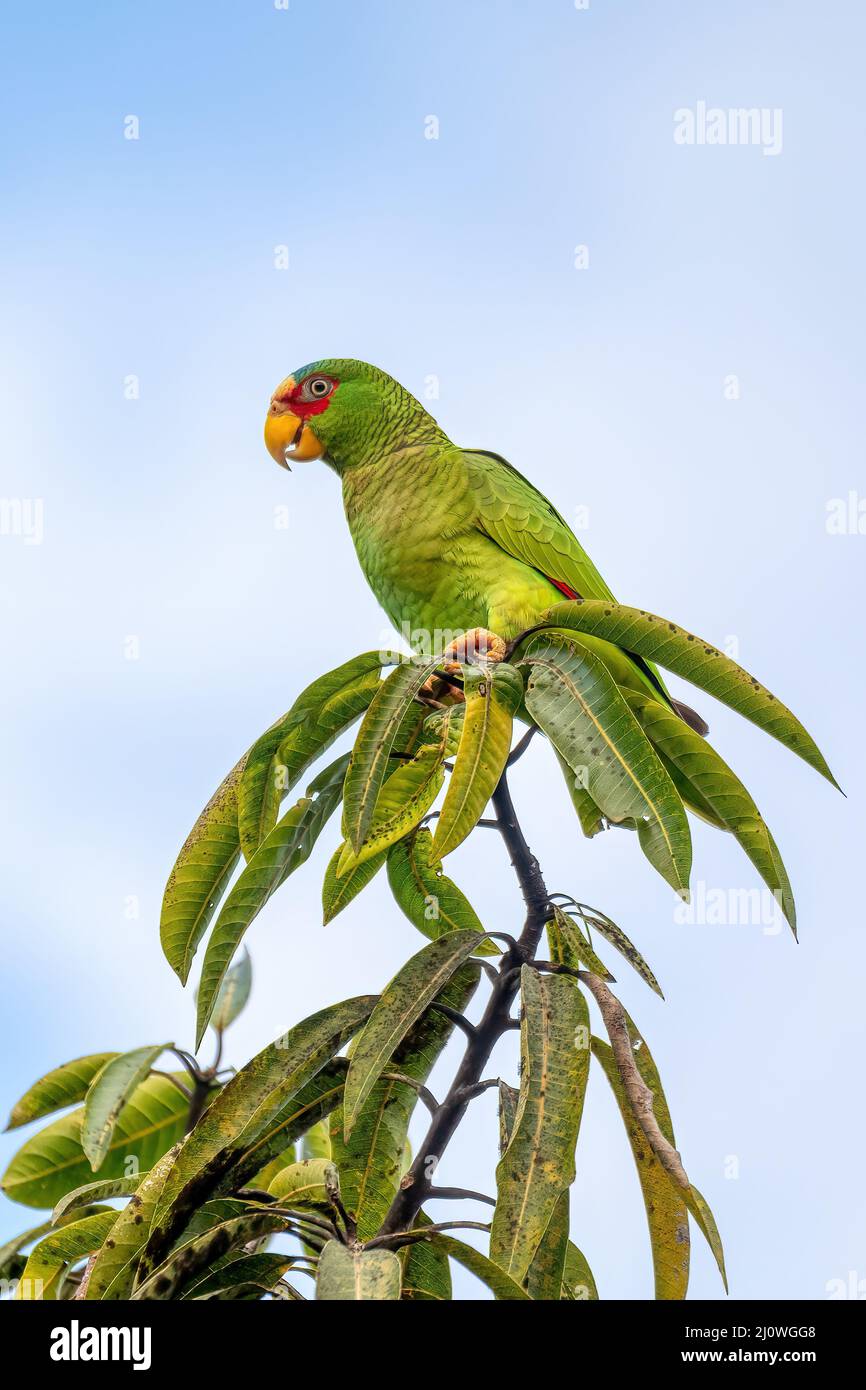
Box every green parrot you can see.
[263,357,706,735]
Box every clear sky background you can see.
[1,0,864,1300]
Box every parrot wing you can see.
[462,449,708,734]
[462,448,617,604]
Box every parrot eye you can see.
[305,376,334,399]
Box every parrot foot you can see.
[439,627,507,672]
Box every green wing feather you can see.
[462,450,683,711]
[463,450,617,604]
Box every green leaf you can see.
[400,1212,453,1301]
[179,1251,294,1300]
[82,1044,171,1171]
[322,845,387,923]
[542,600,838,788]
[555,750,605,837]
[592,1035,690,1299]
[684,1183,728,1292]
[316,1240,402,1301]
[497,1081,520,1155]
[268,1158,336,1207]
[301,1119,331,1162]
[5,1053,118,1132]
[426,1234,531,1301]
[85,1144,182,1300]
[330,963,480,1241]
[194,756,349,1047]
[343,932,483,1138]
[430,663,523,863]
[489,967,590,1284]
[547,903,615,982]
[524,1191,570,1300]
[497,1076,582,1301]
[15,1209,119,1300]
[134,1210,288,1300]
[562,1240,599,1300]
[0,1208,105,1282]
[342,655,444,852]
[624,690,796,932]
[386,828,497,953]
[160,753,247,985]
[208,948,253,1033]
[144,999,374,1272]
[521,634,692,893]
[564,901,664,999]
[336,743,445,876]
[239,651,388,861]
[216,1063,348,1199]
[52,1172,147,1225]
[1,1074,191,1211]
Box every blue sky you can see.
[1,0,864,1299]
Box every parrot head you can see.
[264,358,445,471]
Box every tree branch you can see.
[375,766,551,1238]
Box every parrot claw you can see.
[440,628,507,670]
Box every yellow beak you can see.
[264,386,325,468]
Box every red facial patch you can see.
[276,374,340,419]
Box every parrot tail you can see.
[672,699,709,737]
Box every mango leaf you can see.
[15,1208,118,1300]
[430,663,523,864]
[592,1036,690,1299]
[239,651,389,861]
[541,600,838,788]
[547,903,615,982]
[555,750,605,837]
[180,1251,294,1300]
[0,1207,105,1282]
[400,1212,452,1301]
[1,1073,191,1210]
[194,755,349,1046]
[684,1183,727,1292]
[342,655,443,852]
[525,1191,570,1300]
[336,743,445,876]
[322,845,387,923]
[52,1172,147,1224]
[5,1053,118,1132]
[208,948,253,1033]
[316,1240,402,1301]
[134,1210,288,1301]
[213,1062,348,1199]
[301,1119,331,1162]
[520,634,691,893]
[268,1158,336,1207]
[145,998,374,1272]
[562,1240,599,1300]
[343,932,483,1138]
[386,828,497,953]
[426,1234,530,1301]
[423,703,465,758]
[85,1144,182,1300]
[497,1081,520,1155]
[497,1044,590,1301]
[489,967,590,1283]
[160,753,247,985]
[564,900,663,999]
[82,1044,172,1171]
[331,963,480,1240]
[624,690,796,932]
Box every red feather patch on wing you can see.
[548,577,580,600]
